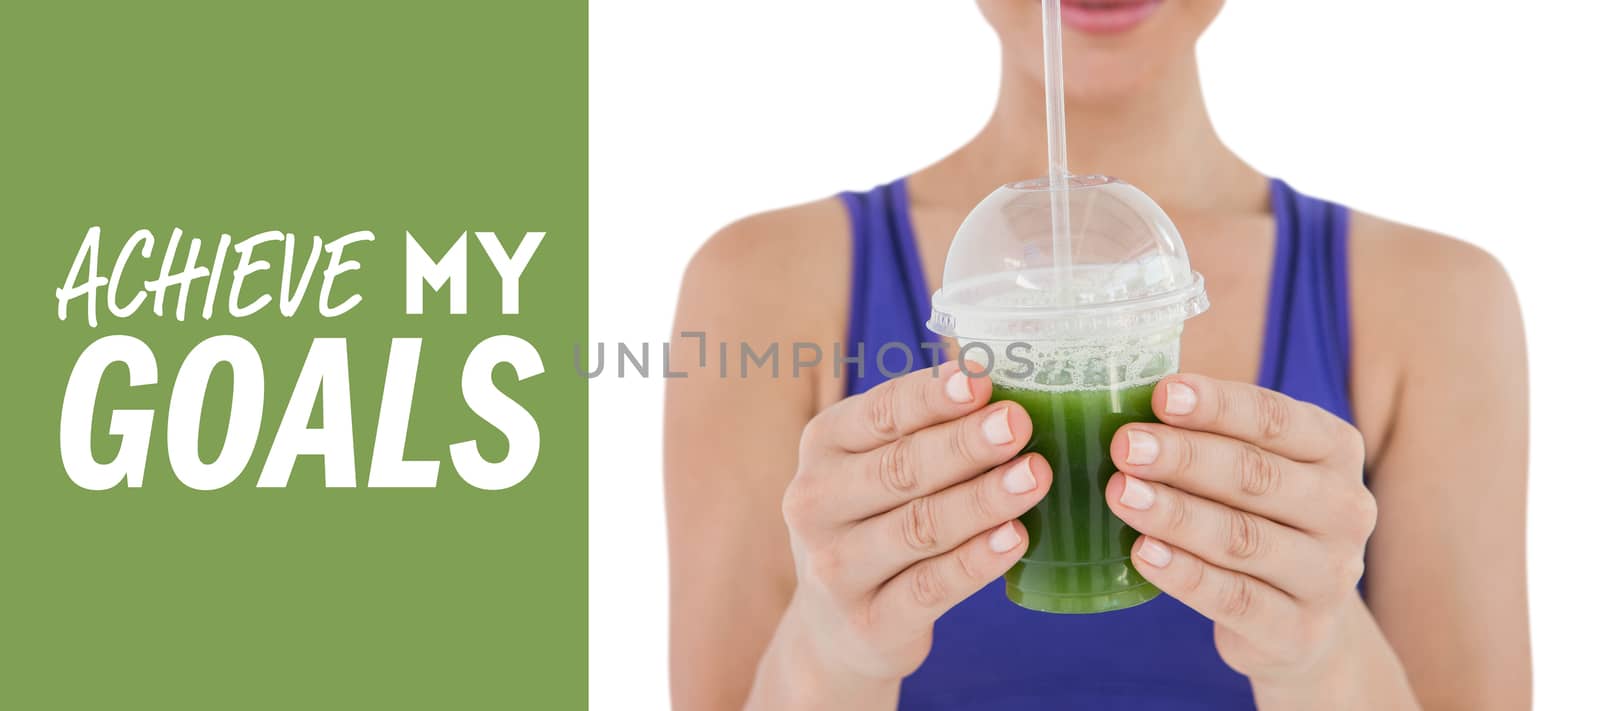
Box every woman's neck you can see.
[919,51,1264,215]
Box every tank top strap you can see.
[838,178,939,396]
[1259,178,1355,423]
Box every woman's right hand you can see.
[775,363,1051,687]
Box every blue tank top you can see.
[838,177,1353,710]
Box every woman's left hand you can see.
[1106,373,1377,685]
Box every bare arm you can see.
[1361,236,1532,709]
[1252,225,1533,709]
[664,214,827,710]
[1098,225,1530,710]
[666,206,1049,710]
[1249,229,1531,710]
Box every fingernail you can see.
[982,409,1013,445]
[945,370,973,404]
[1120,475,1156,510]
[1137,538,1172,567]
[988,523,1022,552]
[1002,459,1037,494]
[1165,382,1198,416]
[1125,429,1159,465]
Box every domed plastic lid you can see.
[928,176,1209,342]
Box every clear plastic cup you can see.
[928,175,1209,613]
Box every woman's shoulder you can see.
[676,196,855,339]
[1345,210,1517,323]
[1347,211,1510,289]
[1342,209,1523,454]
[690,197,852,277]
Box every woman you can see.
[665,1,1530,708]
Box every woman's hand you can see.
[1105,374,1377,686]
[776,363,1050,690]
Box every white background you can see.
[591,1,1599,707]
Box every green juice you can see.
[992,381,1162,613]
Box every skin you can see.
[665,1,1531,709]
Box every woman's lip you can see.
[1059,0,1162,35]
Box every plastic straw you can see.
[1041,0,1073,296]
